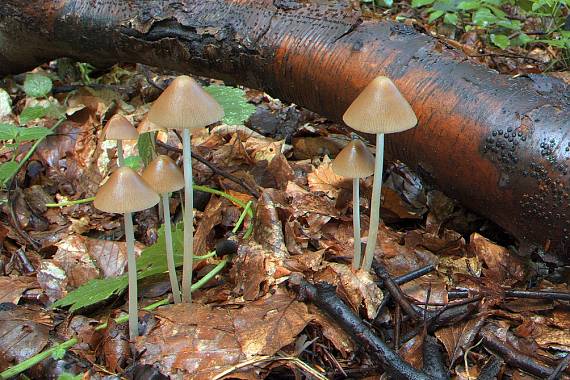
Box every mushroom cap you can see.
[104,114,138,140]
[343,76,418,134]
[137,116,163,134]
[94,167,159,213]
[142,155,185,194]
[147,75,224,131]
[331,140,375,178]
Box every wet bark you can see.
[1,0,569,260]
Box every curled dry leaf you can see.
[53,236,100,287]
[400,274,448,305]
[253,190,288,260]
[102,316,131,373]
[469,233,526,285]
[308,305,355,355]
[194,196,223,256]
[307,156,349,198]
[435,314,488,366]
[515,319,570,351]
[37,260,68,301]
[267,153,295,190]
[399,330,426,369]
[137,290,311,379]
[0,306,52,371]
[0,276,39,303]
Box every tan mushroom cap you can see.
[332,140,375,179]
[147,75,224,131]
[104,114,138,140]
[137,116,163,134]
[142,155,185,194]
[343,76,418,134]
[94,167,159,214]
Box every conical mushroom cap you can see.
[142,155,185,194]
[332,140,375,178]
[104,114,138,140]
[343,76,417,134]
[147,75,224,131]
[94,167,159,213]
[137,116,163,134]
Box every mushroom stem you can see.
[117,140,125,167]
[362,133,384,272]
[161,193,182,304]
[124,211,138,339]
[181,129,194,303]
[352,178,362,270]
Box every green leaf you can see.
[0,161,19,184]
[53,225,187,312]
[0,123,19,140]
[23,73,53,98]
[491,34,511,49]
[124,155,144,170]
[204,84,256,126]
[411,0,436,7]
[457,1,480,9]
[137,132,156,166]
[472,8,497,26]
[376,0,393,7]
[444,12,459,25]
[57,373,84,380]
[19,106,49,124]
[428,9,445,22]
[16,126,53,143]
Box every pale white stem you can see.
[352,177,362,271]
[124,211,138,340]
[162,194,181,304]
[117,140,125,167]
[362,133,385,272]
[181,129,194,303]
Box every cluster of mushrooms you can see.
[93,76,223,340]
[92,74,415,341]
[332,76,418,272]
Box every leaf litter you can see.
[0,63,568,380]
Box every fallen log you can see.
[1,0,569,261]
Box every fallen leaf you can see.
[0,276,39,304]
[469,233,526,285]
[435,314,488,366]
[307,156,349,198]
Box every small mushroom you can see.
[94,166,160,339]
[142,155,185,304]
[332,139,375,270]
[147,76,224,303]
[343,76,417,272]
[104,114,138,167]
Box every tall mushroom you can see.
[104,114,138,166]
[142,155,185,304]
[94,166,159,340]
[343,76,417,272]
[147,76,224,303]
[331,139,375,270]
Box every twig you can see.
[290,276,435,380]
[478,324,555,378]
[155,140,260,198]
[372,262,421,321]
[547,354,570,380]
[477,355,504,380]
[423,335,450,380]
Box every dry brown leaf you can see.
[267,153,295,190]
[399,331,426,369]
[0,276,39,304]
[469,233,526,285]
[37,260,68,301]
[194,197,223,255]
[400,274,448,305]
[435,314,488,366]
[53,236,100,287]
[309,305,355,355]
[307,156,349,198]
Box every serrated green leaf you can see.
[204,84,256,125]
[124,155,144,170]
[0,123,19,140]
[0,161,19,184]
[20,106,49,124]
[412,0,436,7]
[428,9,445,22]
[444,12,459,25]
[23,73,53,98]
[137,132,155,166]
[16,126,53,142]
[491,34,511,49]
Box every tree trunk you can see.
[1,0,569,261]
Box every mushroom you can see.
[104,114,138,166]
[94,166,160,339]
[142,155,185,304]
[331,139,375,270]
[147,76,224,303]
[343,76,417,272]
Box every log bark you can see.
[1,0,569,261]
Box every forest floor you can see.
[0,2,569,380]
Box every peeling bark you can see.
[1,0,569,260]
